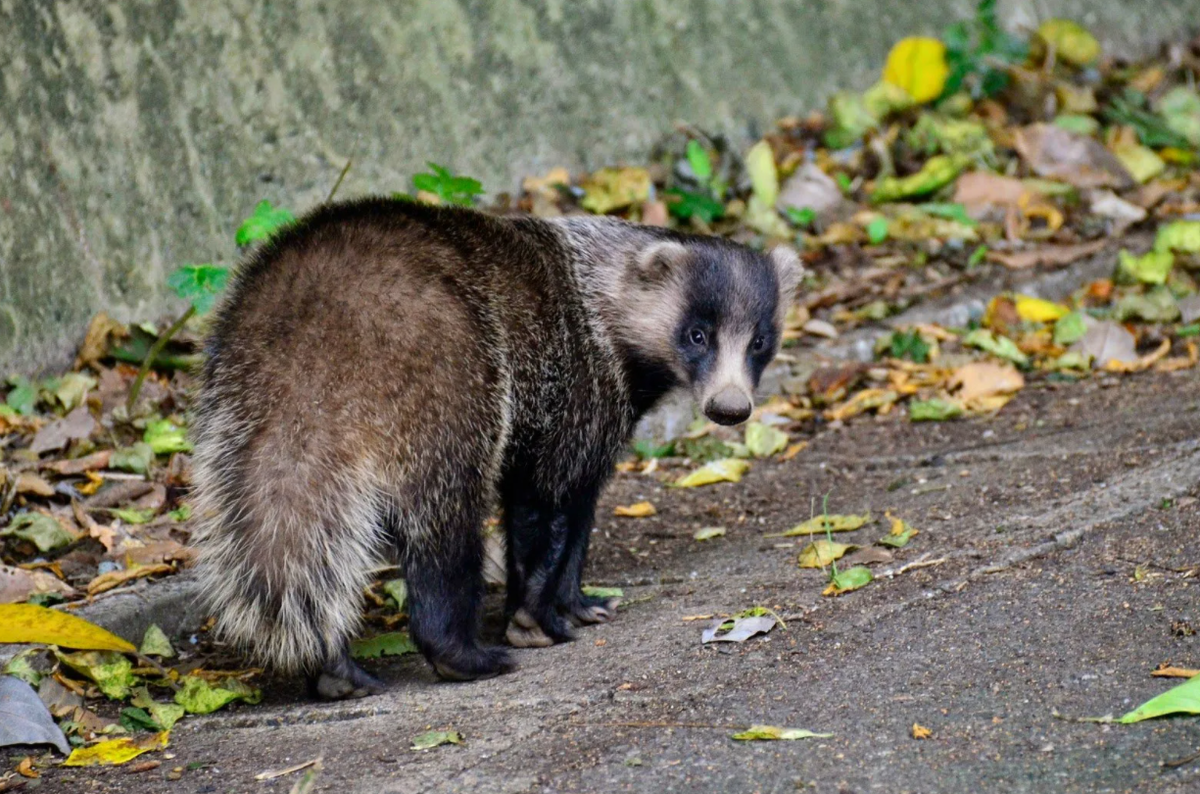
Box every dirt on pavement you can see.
[25,368,1200,794]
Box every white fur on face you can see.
[697,326,754,408]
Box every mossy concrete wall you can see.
[2,0,1197,374]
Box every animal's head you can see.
[620,236,803,425]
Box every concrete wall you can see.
[2,0,1198,374]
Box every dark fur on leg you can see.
[307,645,386,700]
[407,524,513,681]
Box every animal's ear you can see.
[769,245,804,302]
[634,240,689,282]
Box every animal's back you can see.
[191,199,517,677]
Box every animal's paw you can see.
[505,607,576,648]
[431,644,515,681]
[563,593,620,627]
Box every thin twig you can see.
[325,160,352,205]
[126,305,196,411]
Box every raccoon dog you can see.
[191,197,801,699]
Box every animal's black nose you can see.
[704,387,752,426]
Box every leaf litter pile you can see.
[5,2,1200,778]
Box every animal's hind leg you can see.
[406,501,514,681]
[503,502,577,648]
[308,643,386,700]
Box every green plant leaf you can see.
[581,586,624,600]
[174,674,262,714]
[412,730,463,750]
[351,631,418,659]
[166,264,230,314]
[235,200,296,247]
[633,439,675,459]
[144,419,192,454]
[2,513,75,552]
[55,649,138,700]
[1053,311,1088,346]
[1118,674,1200,724]
[744,422,789,458]
[110,442,154,475]
[694,526,726,541]
[823,565,873,596]
[139,624,175,658]
[785,206,817,227]
[909,398,964,422]
[664,189,724,224]
[382,579,407,611]
[686,139,713,182]
[798,539,854,568]
[866,216,889,244]
[888,330,931,363]
[5,376,37,416]
[412,163,484,206]
[963,329,1029,366]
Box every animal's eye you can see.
[751,335,767,353]
[689,327,707,346]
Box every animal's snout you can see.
[704,386,752,426]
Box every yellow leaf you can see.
[779,513,872,537]
[1038,19,1100,67]
[0,604,136,652]
[579,167,651,215]
[1112,142,1165,184]
[87,563,175,596]
[614,501,656,518]
[674,458,750,488]
[824,388,900,422]
[912,723,933,740]
[1013,295,1069,323]
[882,37,949,104]
[63,731,169,767]
[798,540,853,568]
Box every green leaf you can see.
[130,686,185,730]
[888,330,931,363]
[581,586,624,600]
[1113,287,1180,323]
[166,264,230,314]
[382,579,407,611]
[3,649,45,687]
[235,200,296,247]
[824,565,872,596]
[139,624,175,658]
[785,206,817,227]
[351,631,418,660]
[110,442,154,475]
[412,730,464,750]
[871,155,967,203]
[1053,311,1088,346]
[909,398,964,422]
[693,526,726,541]
[56,649,138,700]
[731,725,833,741]
[167,504,192,522]
[144,419,192,454]
[2,512,75,552]
[119,707,162,733]
[878,514,919,548]
[967,244,988,268]
[51,373,97,412]
[963,329,1029,366]
[745,140,779,207]
[110,507,158,525]
[686,139,713,182]
[174,674,262,714]
[5,376,37,416]
[664,189,724,224]
[1156,221,1200,254]
[412,163,484,206]
[919,202,977,226]
[633,439,675,459]
[744,422,788,458]
[866,216,889,244]
[1118,674,1200,724]
[1178,323,1200,338]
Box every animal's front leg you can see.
[503,499,576,648]
[551,495,619,627]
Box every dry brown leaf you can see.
[0,564,77,604]
[950,362,1025,402]
[86,563,175,596]
[75,312,128,369]
[29,407,97,456]
[1014,124,1134,189]
[1156,341,1199,372]
[16,758,38,779]
[16,472,56,497]
[986,240,1106,270]
[953,172,1038,217]
[841,546,894,567]
[780,441,808,461]
[824,389,900,422]
[40,451,111,476]
[1106,338,1171,373]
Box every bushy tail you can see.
[189,404,388,674]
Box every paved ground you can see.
[32,367,1200,794]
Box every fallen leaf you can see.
[1014,295,1069,323]
[174,674,261,714]
[1152,666,1200,679]
[255,758,323,781]
[964,329,1029,366]
[674,458,750,488]
[986,240,1106,270]
[953,172,1039,218]
[30,407,96,455]
[0,564,76,605]
[16,757,38,778]
[1117,249,1174,285]
[109,443,153,475]
[909,398,963,422]
[62,731,169,767]
[75,312,128,369]
[56,649,138,700]
[693,526,726,541]
[1155,220,1200,253]
[39,450,111,476]
[1119,674,1200,723]
[382,579,407,611]
[798,540,854,568]
[701,615,776,643]
[411,730,463,750]
[139,624,175,658]
[872,155,967,203]
[15,472,55,497]
[779,514,871,537]
[1113,288,1180,323]
[614,502,656,518]
[950,361,1025,402]
[1113,141,1165,183]
[878,513,920,548]
[777,164,850,223]
[842,546,895,566]
[350,631,418,659]
[0,604,136,652]
[87,563,175,596]
[912,723,933,739]
[581,586,624,600]
[802,319,839,339]
[1088,190,1147,225]
[824,388,900,421]
[1014,124,1133,190]
[1070,321,1138,368]
[781,441,808,461]
[1038,19,1099,66]
[882,37,948,103]
[731,725,834,741]
[744,422,789,458]
[0,676,71,755]
[822,566,872,596]
[143,420,191,455]
[1,512,76,553]
[1053,311,1089,345]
